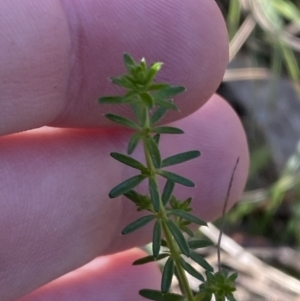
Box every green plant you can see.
[99,54,237,301]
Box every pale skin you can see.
[0,0,249,300]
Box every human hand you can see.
[0,0,249,300]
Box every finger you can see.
[0,94,248,300]
[16,248,161,301]
[0,0,228,135]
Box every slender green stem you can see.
[141,106,194,301]
[161,221,194,301]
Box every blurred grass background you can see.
[214,0,300,248]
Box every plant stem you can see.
[161,221,194,301]
[141,107,194,301]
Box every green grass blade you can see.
[109,175,146,198]
[122,215,155,235]
[161,150,200,168]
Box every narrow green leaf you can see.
[109,175,146,198]
[152,126,184,134]
[154,98,178,110]
[123,53,136,73]
[150,107,168,125]
[124,190,143,204]
[122,215,155,235]
[165,219,190,257]
[181,226,194,237]
[149,177,160,212]
[105,113,140,130]
[140,92,155,108]
[161,257,174,293]
[110,152,147,171]
[133,253,169,265]
[170,209,207,226]
[228,272,238,282]
[98,96,125,104]
[110,76,136,90]
[161,180,175,206]
[145,62,163,85]
[148,83,169,91]
[139,289,184,301]
[153,134,160,145]
[158,170,195,187]
[161,150,201,168]
[153,220,162,258]
[145,136,161,168]
[190,251,214,272]
[127,132,142,155]
[153,86,186,99]
[179,256,205,282]
[188,240,214,249]
[131,103,147,126]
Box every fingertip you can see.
[17,248,161,301]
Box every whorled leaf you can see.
[152,86,186,100]
[151,126,184,134]
[145,62,163,86]
[158,170,195,187]
[105,113,140,130]
[122,215,155,235]
[190,251,214,272]
[161,180,175,206]
[139,289,184,301]
[169,209,207,226]
[179,256,204,282]
[110,152,147,171]
[123,53,136,73]
[161,257,174,293]
[127,132,142,155]
[153,219,162,258]
[161,150,201,168]
[153,98,178,110]
[109,175,146,198]
[150,107,168,125]
[133,253,170,265]
[165,219,190,257]
[149,177,160,212]
[145,136,161,168]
